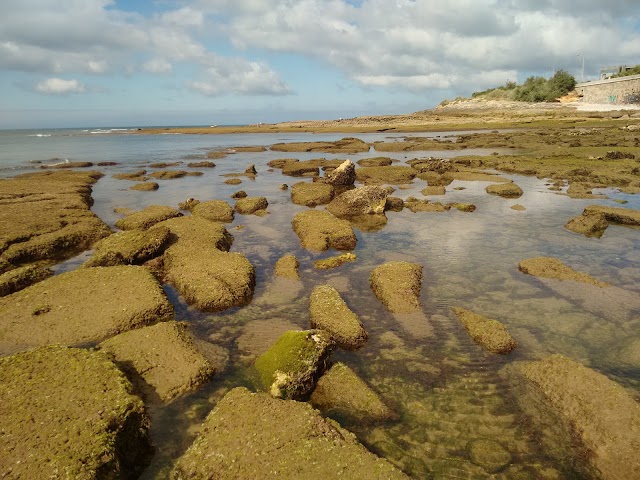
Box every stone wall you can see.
[576,75,640,105]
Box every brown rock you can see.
[0,264,53,297]
[192,200,234,223]
[421,185,446,195]
[485,182,523,198]
[583,204,640,226]
[290,181,335,206]
[130,181,159,191]
[234,196,268,214]
[326,185,388,218]
[370,261,422,314]
[83,226,171,267]
[355,166,416,184]
[320,159,356,186]
[115,205,182,231]
[518,256,608,287]
[565,213,609,237]
[451,307,516,354]
[291,210,357,251]
[274,254,300,280]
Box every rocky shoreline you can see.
[1,106,640,478]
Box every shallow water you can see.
[2,129,639,479]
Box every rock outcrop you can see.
[291,210,357,251]
[0,346,153,479]
[0,264,52,297]
[314,252,357,270]
[115,205,182,231]
[192,200,235,223]
[234,196,268,215]
[320,159,356,186]
[355,166,416,184]
[518,256,608,287]
[171,387,407,479]
[485,182,523,198]
[564,212,608,237]
[290,181,335,206]
[583,204,640,226]
[370,261,423,314]
[309,285,368,350]
[451,307,516,354]
[326,185,388,218]
[83,225,171,267]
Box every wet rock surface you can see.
[273,253,300,280]
[468,439,512,473]
[130,181,159,191]
[0,266,173,354]
[485,182,524,198]
[192,200,234,223]
[326,185,388,218]
[370,261,423,314]
[518,256,609,287]
[421,185,446,195]
[115,205,182,231]
[99,321,215,403]
[355,165,417,184]
[309,285,368,350]
[451,307,517,354]
[292,210,357,251]
[171,387,407,479]
[234,196,268,215]
[319,158,356,186]
[583,204,640,226]
[83,225,171,267]
[0,345,152,479]
[290,181,335,206]
[404,197,450,213]
[270,137,370,153]
[564,212,609,237]
[314,252,357,269]
[0,264,53,297]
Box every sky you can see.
[1,0,640,128]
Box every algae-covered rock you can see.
[564,212,608,238]
[99,321,215,403]
[583,204,640,226]
[130,181,159,191]
[422,185,446,196]
[0,264,53,297]
[370,261,423,314]
[309,285,368,350]
[192,200,234,223]
[355,166,416,184]
[83,225,171,267]
[385,196,405,212]
[358,157,393,167]
[0,346,152,479]
[485,182,523,198]
[518,256,608,287]
[254,330,334,399]
[115,205,182,231]
[511,204,526,211]
[156,215,233,252]
[178,197,200,211]
[0,266,174,353]
[468,439,512,473]
[171,387,407,480]
[271,137,370,154]
[508,354,640,480]
[326,185,388,218]
[224,178,242,185]
[449,202,476,212]
[311,362,394,425]
[188,161,216,168]
[231,189,247,199]
[274,254,300,280]
[291,181,335,206]
[234,196,268,215]
[320,159,356,186]
[314,252,357,270]
[113,169,147,181]
[451,307,516,354]
[148,170,190,180]
[405,197,450,213]
[292,210,357,251]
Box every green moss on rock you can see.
[83,225,171,267]
[485,182,523,198]
[234,196,268,215]
[274,254,300,280]
[451,307,516,354]
[192,200,234,223]
[314,252,357,270]
[0,264,53,297]
[130,181,159,191]
[291,181,335,206]
[291,210,357,251]
[355,166,416,185]
[370,261,423,314]
[468,439,512,473]
[115,205,182,231]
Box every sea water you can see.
[1,127,639,478]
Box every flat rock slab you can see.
[290,181,335,206]
[0,346,152,479]
[270,137,370,154]
[310,362,394,425]
[156,215,233,251]
[83,225,171,267]
[115,205,182,230]
[518,256,608,287]
[583,204,640,226]
[508,354,640,479]
[0,170,111,270]
[355,166,416,185]
[99,321,214,403]
[370,261,423,314]
[0,266,174,353]
[564,212,608,237]
[171,387,407,479]
[451,307,516,354]
[192,200,234,223]
[309,285,368,350]
[0,264,52,297]
[292,210,357,251]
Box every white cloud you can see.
[35,77,87,94]
[143,58,173,74]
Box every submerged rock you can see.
[485,182,524,198]
[326,185,388,218]
[510,204,526,211]
[320,159,356,186]
[99,321,215,403]
[0,346,152,479]
[291,210,357,251]
[564,212,609,238]
[583,204,640,226]
[370,261,423,314]
[290,181,335,206]
[309,285,368,350]
[274,254,300,280]
[188,161,216,168]
[192,200,234,223]
[0,266,173,353]
[314,252,357,270]
[234,196,268,215]
[115,205,182,231]
[507,354,640,480]
[254,330,334,399]
[148,170,191,180]
[113,169,147,181]
[310,362,394,425]
[171,387,407,479]
[224,178,242,185]
[468,439,512,473]
[518,256,608,287]
[83,225,171,267]
[405,197,450,213]
[449,202,476,212]
[451,307,516,354]
[0,264,53,297]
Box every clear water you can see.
[1,128,639,479]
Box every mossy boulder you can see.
[291,210,357,251]
[274,254,300,280]
[99,321,215,403]
[355,166,416,185]
[310,363,394,425]
[192,200,234,223]
[421,186,446,196]
[326,185,388,218]
[0,266,174,353]
[0,346,152,479]
[234,196,268,215]
[320,159,356,186]
[130,181,159,191]
[156,215,233,252]
[468,439,512,473]
[309,285,368,350]
[485,182,523,198]
[370,261,423,314]
[314,252,357,270]
[291,181,335,206]
[115,205,182,231]
[583,204,640,226]
[83,226,171,267]
[511,204,526,211]
[564,212,609,237]
[0,264,53,297]
[254,330,334,399]
[451,307,516,354]
[508,354,640,480]
[518,256,608,287]
[171,387,407,479]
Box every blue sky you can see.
[1,0,639,128]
